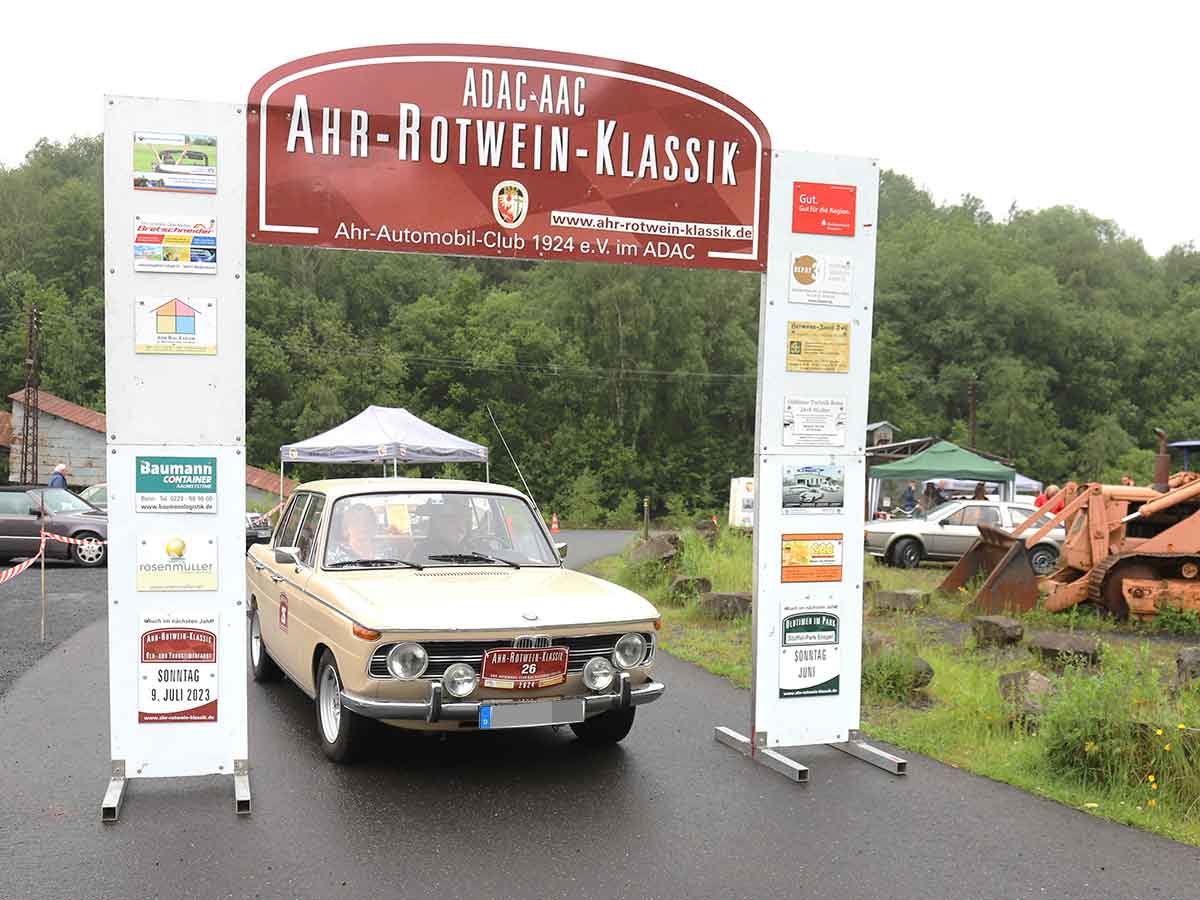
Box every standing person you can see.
[972,482,988,500]
[1036,484,1063,513]
[47,463,69,489]
[900,480,917,512]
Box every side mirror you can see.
[555,541,569,560]
[937,519,947,527]
[274,546,301,566]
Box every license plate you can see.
[479,698,586,729]
[481,646,569,689]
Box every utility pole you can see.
[967,377,978,450]
[19,303,41,485]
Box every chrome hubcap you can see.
[76,540,103,564]
[319,666,342,744]
[250,613,262,666]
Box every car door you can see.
[921,503,961,556]
[254,494,310,678]
[0,491,41,560]
[937,504,1001,557]
[272,494,326,684]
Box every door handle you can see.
[269,574,285,584]
[252,561,265,572]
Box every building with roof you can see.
[8,390,294,503]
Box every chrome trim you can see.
[341,677,665,722]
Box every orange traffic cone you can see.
[551,512,560,533]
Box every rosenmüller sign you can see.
[247,45,771,271]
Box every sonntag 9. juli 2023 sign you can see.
[247,45,771,271]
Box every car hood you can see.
[864,519,924,535]
[323,565,660,632]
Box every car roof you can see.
[291,477,529,502]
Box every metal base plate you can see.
[829,729,907,775]
[714,726,809,783]
[100,760,254,821]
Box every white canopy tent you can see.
[278,406,489,498]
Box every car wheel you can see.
[70,532,106,567]
[248,608,282,683]
[315,650,369,763]
[892,538,922,569]
[570,707,636,745]
[1028,545,1059,577]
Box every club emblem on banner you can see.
[492,180,529,229]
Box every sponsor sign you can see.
[789,252,852,306]
[782,464,844,515]
[135,297,217,355]
[781,533,844,583]
[136,533,218,591]
[133,216,218,274]
[138,612,219,723]
[786,320,850,373]
[135,456,218,514]
[779,613,840,697]
[133,131,218,194]
[782,396,846,448]
[792,181,856,236]
[728,477,755,528]
[247,45,771,271]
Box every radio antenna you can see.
[487,405,540,514]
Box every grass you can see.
[587,529,1200,847]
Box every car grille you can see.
[369,632,656,679]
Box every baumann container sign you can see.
[247,45,771,271]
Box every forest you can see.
[2,136,1199,522]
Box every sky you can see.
[3,0,1195,256]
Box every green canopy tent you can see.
[868,440,1017,514]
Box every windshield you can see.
[920,500,960,520]
[30,488,97,514]
[323,491,559,569]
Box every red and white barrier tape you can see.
[0,545,43,585]
[40,530,108,546]
[264,498,288,518]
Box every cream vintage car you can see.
[245,478,664,762]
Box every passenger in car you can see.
[326,503,381,565]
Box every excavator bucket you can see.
[939,524,1018,592]
[940,524,1043,615]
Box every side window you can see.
[0,493,30,515]
[295,496,326,566]
[1013,507,1053,528]
[276,495,309,549]
[942,509,966,526]
[960,506,1000,527]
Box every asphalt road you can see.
[2,530,1199,900]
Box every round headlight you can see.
[442,662,478,699]
[582,656,615,691]
[612,632,647,669]
[386,642,428,679]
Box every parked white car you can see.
[864,500,1065,574]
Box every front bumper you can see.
[341,672,665,723]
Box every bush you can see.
[863,650,929,703]
[1155,604,1200,637]
[1040,646,1200,804]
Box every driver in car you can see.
[325,503,381,565]
[425,495,476,554]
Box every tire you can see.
[570,707,636,745]
[70,532,106,567]
[248,608,282,682]
[1028,545,1059,577]
[891,538,922,569]
[314,650,370,763]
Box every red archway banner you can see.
[247,45,771,271]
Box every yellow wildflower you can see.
[1164,744,1172,752]
[1179,723,1187,730]
[1148,774,1156,782]
[1084,740,1098,754]
[1156,728,1164,736]
[1148,798,1158,808]
[1152,783,1159,791]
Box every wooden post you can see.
[643,496,650,540]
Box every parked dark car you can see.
[0,486,108,567]
[245,512,272,549]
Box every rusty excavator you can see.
[941,431,1200,620]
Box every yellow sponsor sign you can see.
[786,320,850,373]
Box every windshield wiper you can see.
[426,552,521,569]
[327,558,424,570]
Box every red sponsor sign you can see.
[140,628,216,663]
[792,182,856,237]
[481,646,569,690]
[248,45,771,271]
